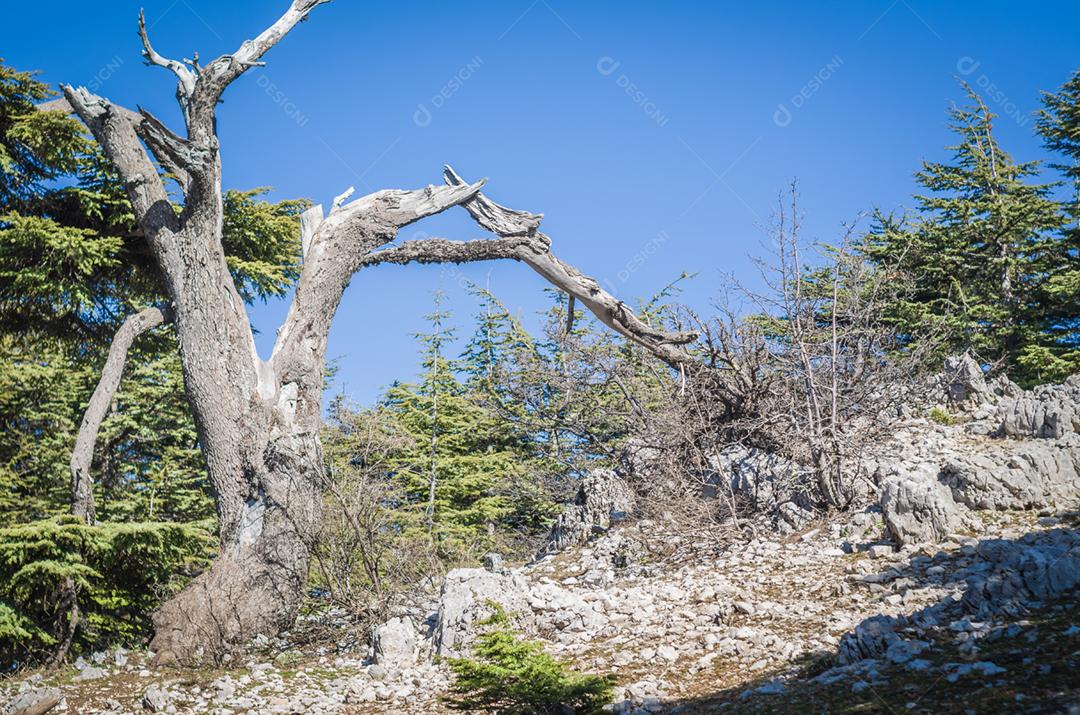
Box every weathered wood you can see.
[138,9,197,124]
[443,166,697,366]
[70,306,172,523]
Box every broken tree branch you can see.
[443,165,698,367]
[139,8,197,124]
[271,179,487,376]
[193,0,330,117]
[70,306,173,522]
[61,86,180,240]
[360,236,532,267]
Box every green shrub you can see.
[928,407,955,425]
[445,604,615,714]
[0,515,213,668]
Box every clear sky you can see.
[4,1,1078,404]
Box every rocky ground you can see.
[5,507,1078,714]
[4,360,1080,714]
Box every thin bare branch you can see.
[71,306,173,522]
[139,8,197,123]
[193,0,330,116]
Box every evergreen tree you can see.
[862,83,1069,383]
[382,295,522,558]
[1033,70,1080,377]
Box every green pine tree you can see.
[862,82,1069,383]
[382,294,522,558]
[1032,70,1080,378]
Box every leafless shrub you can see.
[311,403,443,636]
[624,187,938,526]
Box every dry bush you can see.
[622,189,938,529]
[311,403,444,635]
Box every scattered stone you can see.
[141,684,168,712]
[73,666,107,681]
[373,616,417,668]
[3,688,61,715]
[868,545,893,559]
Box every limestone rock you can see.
[73,666,106,681]
[837,614,901,664]
[546,469,634,551]
[962,532,1080,620]
[141,684,169,712]
[3,688,61,715]
[997,375,1080,439]
[941,439,1080,511]
[373,617,416,668]
[943,354,991,409]
[879,470,963,546]
[709,445,806,510]
[434,568,531,657]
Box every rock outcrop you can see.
[546,469,634,551]
[940,438,1080,511]
[870,366,1080,548]
[942,353,993,409]
[432,568,531,657]
[707,446,819,532]
[998,375,1080,439]
[879,469,964,546]
[838,614,927,665]
[961,530,1080,620]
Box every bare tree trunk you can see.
[47,0,699,666]
[49,306,172,669]
[149,418,324,665]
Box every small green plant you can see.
[928,407,955,425]
[0,515,213,668]
[445,603,615,714]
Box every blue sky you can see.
[4,1,1078,404]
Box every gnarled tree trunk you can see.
[49,0,698,665]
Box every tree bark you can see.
[70,306,172,522]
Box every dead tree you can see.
[47,0,695,665]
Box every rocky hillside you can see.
[4,360,1080,714]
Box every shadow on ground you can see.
[659,516,1080,714]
